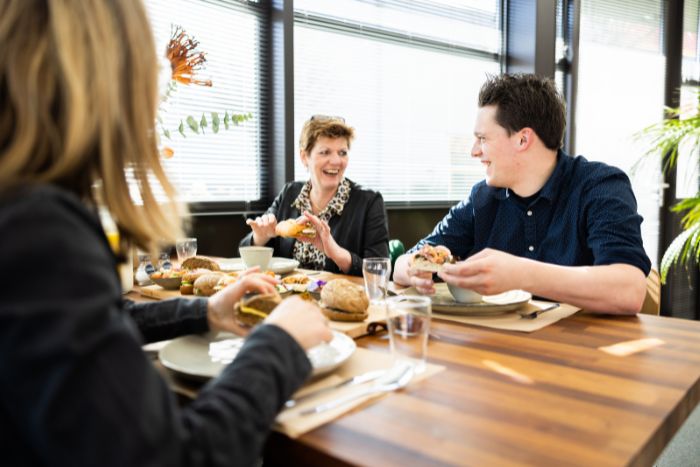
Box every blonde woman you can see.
[0,1,331,465]
[241,116,389,275]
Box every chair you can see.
[639,268,660,315]
[388,239,405,271]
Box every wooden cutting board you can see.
[327,303,386,339]
[139,285,195,301]
[138,285,385,339]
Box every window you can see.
[293,0,503,203]
[678,0,700,199]
[573,0,665,267]
[145,0,268,205]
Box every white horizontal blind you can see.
[145,0,266,203]
[678,0,700,199]
[293,0,503,202]
[574,0,665,267]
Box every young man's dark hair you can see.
[478,74,566,150]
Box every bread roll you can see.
[275,219,316,239]
[193,272,225,296]
[181,256,220,271]
[320,279,369,321]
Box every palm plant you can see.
[637,102,700,283]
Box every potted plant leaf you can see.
[636,98,700,283]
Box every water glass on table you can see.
[175,237,197,264]
[385,295,432,374]
[362,257,392,304]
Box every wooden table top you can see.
[264,312,700,467]
[128,276,700,467]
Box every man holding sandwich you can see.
[394,74,651,314]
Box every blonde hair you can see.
[299,117,355,154]
[0,0,185,254]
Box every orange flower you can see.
[166,25,212,87]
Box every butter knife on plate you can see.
[285,369,386,408]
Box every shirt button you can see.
[528,245,534,252]
[527,210,533,216]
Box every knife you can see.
[285,369,386,408]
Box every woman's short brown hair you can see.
[0,0,185,255]
[299,117,355,153]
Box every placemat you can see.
[274,347,444,438]
[432,300,580,332]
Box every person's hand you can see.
[438,248,525,295]
[297,211,352,271]
[296,212,337,254]
[246,213,277,246]
[207,272,279,335]
[393,253,436,294]
[265,295,333,350]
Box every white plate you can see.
[405,284,532,316]
[219,257,300,274]
[159,330,355,380]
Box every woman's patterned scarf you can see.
[291,178,351,270]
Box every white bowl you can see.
[447,283,482,304]
[239,246,273,270]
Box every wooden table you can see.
[128,283,700,466]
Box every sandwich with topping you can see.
[410,244,454,272]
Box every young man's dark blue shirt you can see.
[413,150,651,276]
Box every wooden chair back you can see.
[639,269,661,315]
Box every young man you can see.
[394,74,650,314]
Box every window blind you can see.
[293,0,503,203]
[574,0,665,267]
[145,0,268,205]
[678,0,700,199]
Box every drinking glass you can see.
[385,296,432,374]
[175,237,197,263]
[362,257,392,304]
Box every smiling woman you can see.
[241,116,390,276]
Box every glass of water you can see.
[362,257,392,304]
[385,295,432,374]
[175,237,197,264]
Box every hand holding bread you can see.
[206,273,279,335]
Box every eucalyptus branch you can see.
[159,111,253,139]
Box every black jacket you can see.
[240,180,389,276]
[0,184,311,467]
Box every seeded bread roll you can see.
[193,272,225,296]
[181,256,220,271]
[320,279,369,322]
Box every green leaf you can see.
[211,112,220,134]
[660,220,700,283]
[163,129,171,140]
[224,111,231,130]
[178,121,186,138]
[186,116,199,134]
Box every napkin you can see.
[274,347,444,438]
[432,300,579,332]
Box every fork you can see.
[300,363,414,416]
[520,303,560,319]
